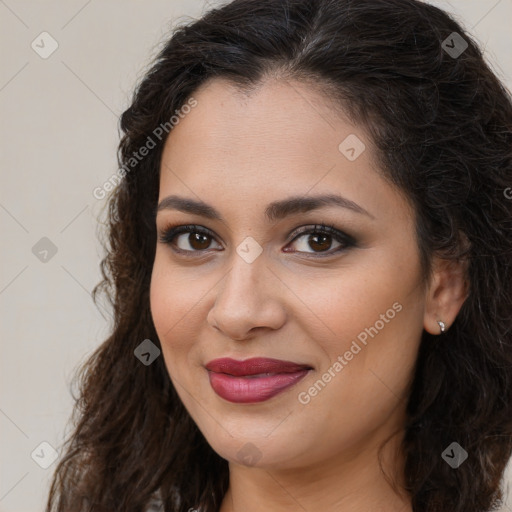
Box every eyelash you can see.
[157,223,356,258]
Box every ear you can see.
[423,255,469,335]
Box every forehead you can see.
[157,77,412,226]
[164,76,352,155]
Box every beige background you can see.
[1,1,511,511]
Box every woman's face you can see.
[150,77,428,470]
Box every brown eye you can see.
[285,224,355,256]
[292,232,338,253]
[158,224,221,254]
[182,232,213,251]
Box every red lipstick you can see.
[205,357,312,403]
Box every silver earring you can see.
[437,320,446,334]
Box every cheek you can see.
[292,247,424,399]
[287,254,413,346]
[149,254,198,361]
[150,256,175,337]
[292,300,422,457]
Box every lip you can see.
[205,357,313,403]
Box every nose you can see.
[206,252,287,341]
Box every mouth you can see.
[205,357,313,403]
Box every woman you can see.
[45,0,512,511]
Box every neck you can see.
[218,425,412,512]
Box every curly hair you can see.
[45,0,512,511]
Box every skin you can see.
[150,76,467,512]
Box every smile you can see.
[204,357,313,403]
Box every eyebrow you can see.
[156,193,374,222]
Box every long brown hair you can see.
[46,0,512,510]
